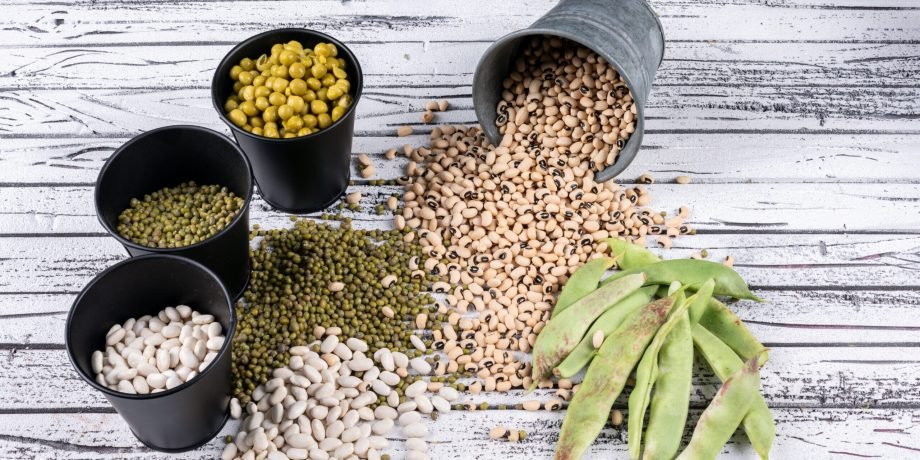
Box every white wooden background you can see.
[0,0,919,458]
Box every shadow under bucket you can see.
[65,255,235,452]
[94,125,253,300]
[472,0,665,182]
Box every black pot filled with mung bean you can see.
[94,125,253,299]
[66,254,235,452]
[472,0,665,182]
[212,28,364,213]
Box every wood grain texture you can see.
[4,41,919,90]
[2,84,919,139]
[0,0,919,457]
[0,409,918,459]
[1,0,919,47]
[5,133,920,185]
[2,183,919,236]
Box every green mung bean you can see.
[116,181,243,248]
[231,216,443,402]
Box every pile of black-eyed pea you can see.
[390,36,691,397]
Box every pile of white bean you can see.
[223,330,457,460]
[91,305,225,394]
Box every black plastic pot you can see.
[95,125,252,300]
[65,255,235,452]
[212,28,364,213]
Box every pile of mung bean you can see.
[224,329,456,460]
[92,305,225,394]
[224,40,353,138]
[117,181,244,248]
[232,217,453,403]
[496,36,637,171]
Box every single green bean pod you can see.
[608,238,661,270]
[627,290,689,460]
[554,285,657,379]
[642,311,693,460]
[554,295,676,460]
[692,324,774,460]
[531,273,646,384]
[602,259,764,302]
[553,257,615,315]
[676,351,768,460]
[687,278,715,324]
[698,299,766,361]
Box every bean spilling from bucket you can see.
[392,35,690,392]
[92,305,225,394]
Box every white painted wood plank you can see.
[5,290,920,347]
[2,83,919,138]
[4,346,920,411]
[2,183,919,236]
[4,41,918,90]
[1,0,918,47]
[0,408,918,459]
[3,133,919,185]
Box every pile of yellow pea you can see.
[223,40,353,138]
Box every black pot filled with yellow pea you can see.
[212,28,363,213]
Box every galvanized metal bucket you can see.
[472,0,665,181]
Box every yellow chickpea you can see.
[287,95,306,114]
[262,106,278,123]
[278,104,294,120]
[317,113,332,129]
[288,62,306,80]
[289,79,307,96]
[271,78,288,93]
[230,65,243,81]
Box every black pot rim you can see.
[65,254,237,401]
[93,124,254,254]
[211,27,365,144]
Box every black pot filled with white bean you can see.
[65,254,236,453]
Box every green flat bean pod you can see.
[692,324,775,459]
[698,299,766,361]
[676,352,767,460]
[555,296,676,460]
[628,291,689,460]
[553,257,616,315]
[602,259,764,302]
[609,238,661,270]
[531,273,646,383]
[688,278,715,324]
[642,311,693,460]
[554,285,658,379]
